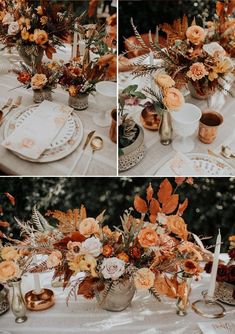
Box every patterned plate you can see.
[15,105,75,149]
[4,107,83,163]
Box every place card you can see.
[170,152,202,175]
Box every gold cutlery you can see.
[208,149,221,158]
[83,136,103,175]
[68,130,95,175]
[221,145,235,159]
[4,96,22,118]
[0,98,13,123]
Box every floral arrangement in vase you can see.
[0,0,74,65]
[14,61,63,103]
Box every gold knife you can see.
[68,130,95,175]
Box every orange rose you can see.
[34,29,48,45]
[102,225,112,237]
[167,215,188,240]
[155,73,175,89]
[0,260,20,283]
[134,268,155,289]
[102,244,113,257]
[78,218,99,238]
[186,25,206,45]
[117,252,129,263]
[29,34,35,42]
[187,62,209,81]
[31,73,47,90]
[68,85,78,97]
[138,227,159,248]
[163,87,184,110]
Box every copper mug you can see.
[198,110,223,144]
[109,109,117,143]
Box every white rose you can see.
[8,22,19,35]
[2,13,14,25]
[101,257,125,280]
[203,42,226,58]
[79,237,102,257]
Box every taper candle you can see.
[33,255,41,294]
[149,50,155,91]
[72,22,78,59]
[207,229,221,298]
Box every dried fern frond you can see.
[149,287,161,302]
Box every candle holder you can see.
[192,290,226,319]
[24,288,55,311]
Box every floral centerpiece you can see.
[0,0,74,65]
[14,61,63,103]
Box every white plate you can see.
[15,105,75,149]
[4,107,83,163]
[155,153,235,176]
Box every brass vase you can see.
[159,110,172,145]
[11,279,27,323]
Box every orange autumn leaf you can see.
[150,214,157,224]
[175,177,186,186]
[45,46,56,59]
[162,194,179,214]
[216,1,224,16]
[157,179,173,204]
[71,231,86,242]
[146,183,154,202]
[0,221,10,228]
[149,198,161,215]
[4,192,15,205]
[177,198,188,216]
[134,195,148,214]
[227,2,235,15]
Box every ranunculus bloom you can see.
[183,259,202,275]
[47,250,62,269]
[31,73,47,90]
[138,227,159,248]
[102,244,113,257]
[101,257,125,280]
[79,237,102,257]
[167,215,188,241]
[117,252,129,263]
[155,73,175,89]
[34,29,48,45]
[217,264,228,282]
[1,247,20,261]
[134,268,155,289]
[187,62,209,81]
[78,218,99,238]
[8,21,19,35]
[129,246,141,259]
[228,265,235,282]
[17,71,31,84]
[2,13,14,25]
[68,254,97,277]
[162,87,184,110]
[0,260,20,283]
[186,25,206,45]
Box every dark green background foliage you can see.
[0,177,234,252]
[119,0,217,52]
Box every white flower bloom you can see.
[2,13,14,25]
[79,237,102,257]
[101,257,125,280]
[7,22,19,36]
[203,42,226,58]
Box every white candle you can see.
[72,22,78,59]
[149,51,155,91]
[156,25,159,44]
[33,255,41,294]
[207,229,221,298]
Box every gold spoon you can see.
[221,145,235,159]
[83,136,103,175]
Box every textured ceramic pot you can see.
[68,94,89,110]
[188,82,214,100]
[95,278,136,312]
[0,284,9,316]
[119,125,145,172]
[18,47,43,66]
[33,89,52,104]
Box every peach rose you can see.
[29,34,35,42]
[31,73,47,90]
[1,247,20,261]
[40,16,48,25]
[78,218,99,238]
[163,87,184,110]
[47,250,62,269]
[155,73,175,89]
[0,260,20,283]
[34,29,48,45]
[138,227,159,248]
[187,62,208,81]
[186,25,206,45]
[159,234,176,253]
[134,268,155,289]
[167,215,188,241]
[21,27,29,40]
[36,6,44,15]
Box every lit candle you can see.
[72,22,78,59]
[207,229,221,298]
[33,255,41,294]
[149,50,155,91]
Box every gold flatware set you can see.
[0,96,22,125]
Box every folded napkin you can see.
[198,322,235,334]
[2,101,73,160]
[170,152,202,175]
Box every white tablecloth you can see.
[1,257,234,334]
[0,51,116,176]
[119,70,235,176]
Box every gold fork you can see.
[4,96,22,117]
[0,97,13,112]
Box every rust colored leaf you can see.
[149,198,161,216]
[157,179,173,204]
[53,236,71,249]
[71,231,86,242]
[77,277,100,299]
[134,195,148,214]
[146,183,154,202]
[0,221,10,228]
[150,214,157,224]
[227,2,235,15]
[175,177,186,186]
[4,192,15,205]
[177,198,188,216]
[162,194,179,214]
[216,1,224,16]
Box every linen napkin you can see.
[2,100,73,160]
[198,322,235,334]
[170,152,202,175]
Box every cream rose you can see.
[31,73,47,90]
[186,25,206,45]
[134,268,155,289]
[1,247,20,261]
[79,237,102,257]
[0,260,20,283]
[187,62,208,81]
[47,250,62,269]
[163,87,184,110]
[7,21,19,35]
[78,218,99,237]
[101,257,125,280]
[155,73,175,89]
[2,13,14,25]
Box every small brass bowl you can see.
[25,288,55,311]
[140,105,161,131]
